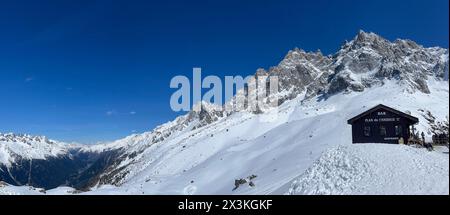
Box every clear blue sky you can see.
[0,0,448,143]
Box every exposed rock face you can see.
[269,48,333,100]
[267,30,448,99]
[0,133,54,145]
[185,31,448,117]
[190,102,224,128]
[340,31,447,93]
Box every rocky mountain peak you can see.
[259,31,448,103]
[279,48,330,70]
[190,101,224,125]
[255,68,268,76]
[352,30,388,47]
[394,38,421,50]
[0,133,54,145]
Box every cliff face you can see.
[267,31,448,101]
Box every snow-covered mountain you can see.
[0,133,122,190]
[1,31,448,194]
[0,133,68,166]
[268,30,448,100]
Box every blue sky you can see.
[0,0,448,143]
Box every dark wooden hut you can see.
[347,104,419,144]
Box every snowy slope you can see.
[0,181,76,195]
[84,79,448,195]
[286,144,449,195]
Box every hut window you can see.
[380,126,386,136]
[395,125,402,136]
[364,126,371,137]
